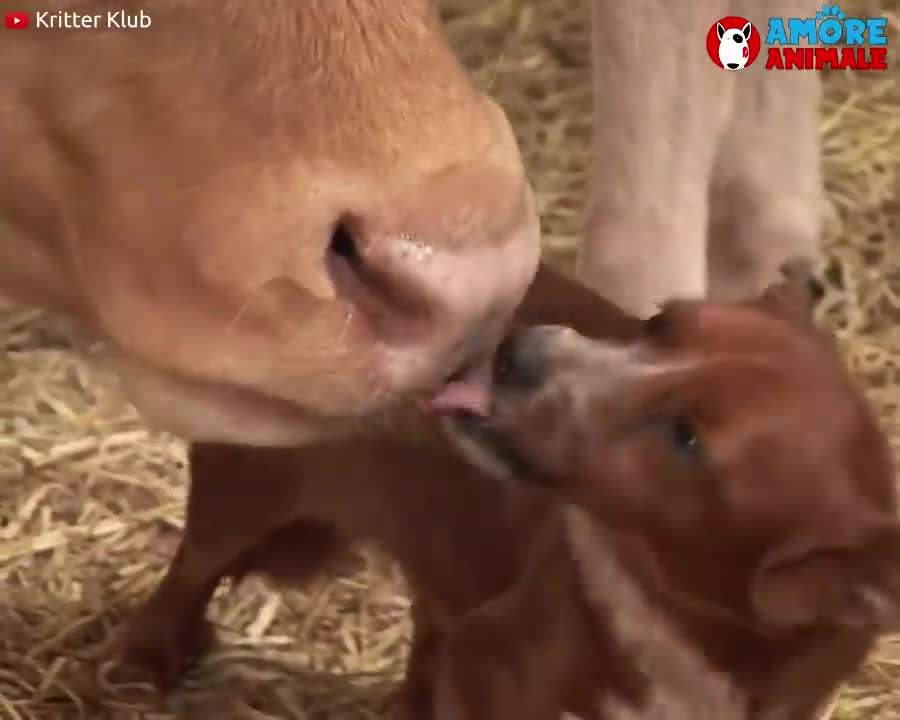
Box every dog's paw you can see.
[109,612,215,693]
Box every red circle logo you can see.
[706,16,761,70]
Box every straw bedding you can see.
[2,0,900,717]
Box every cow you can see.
[0,0,541,446]
[0,0,823,444]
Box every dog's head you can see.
[459,279,900,637]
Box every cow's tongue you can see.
[431,359,493,416]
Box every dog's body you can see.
[119,265,898,719]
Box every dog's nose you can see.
[495,329,547,389]
[494,325,569,389]
[726,63,739,69]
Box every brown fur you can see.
[118,265,897,719]
[0,0,540,445]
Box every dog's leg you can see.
[707,0,823,302]
[433,603,561,720]
[395,601,445,720]
[578,0,733,317]
[432,519,572,720]
[433,608,527,720]
[115,443,338,692]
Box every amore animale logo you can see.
[705,16,762,70]
[707,4,888,71]
[765,3,888,70]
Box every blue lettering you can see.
[766,17,789,45]
[818,17,842,44]
[867,17,888,45]
[788,17,817,44]
[843,18,865,45]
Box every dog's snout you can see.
[495,329,547,389]
[495,325,572,389]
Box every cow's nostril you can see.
[329,221,361,264]
[326,217,372,303]
[325,216,432,341]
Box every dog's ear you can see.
[756,258,824,326]
[717,22,726,40]
[758,281,816,326]
[741,22,752,40]
[752,518,900,632]
[778,257,825,301]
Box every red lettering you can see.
[856,47,872,70]
[784,47,805,69]
[815,47,838,69]
[838,48,857,70]
[768,46,887,72]
[765,48,784,70]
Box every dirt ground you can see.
[2,1,900,718]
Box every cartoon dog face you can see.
[717,22,752,70]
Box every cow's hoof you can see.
[111,614,215,694]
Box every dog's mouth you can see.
[430,350,539,480]
[445,410,537,480]
[431,358,494,417]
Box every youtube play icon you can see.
[5,12,29,29]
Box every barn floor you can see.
[2,1,900,718]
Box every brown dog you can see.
[118,265,897,719]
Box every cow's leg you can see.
[115,443,341,692]
[578,0,733,317]
[707,0,823,302]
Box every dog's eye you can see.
[663,417,702,458]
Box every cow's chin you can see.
[109,352,350,446]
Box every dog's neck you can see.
[562,505,842,720]
[440,425,851,719]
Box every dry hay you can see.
[2,0,900,718]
